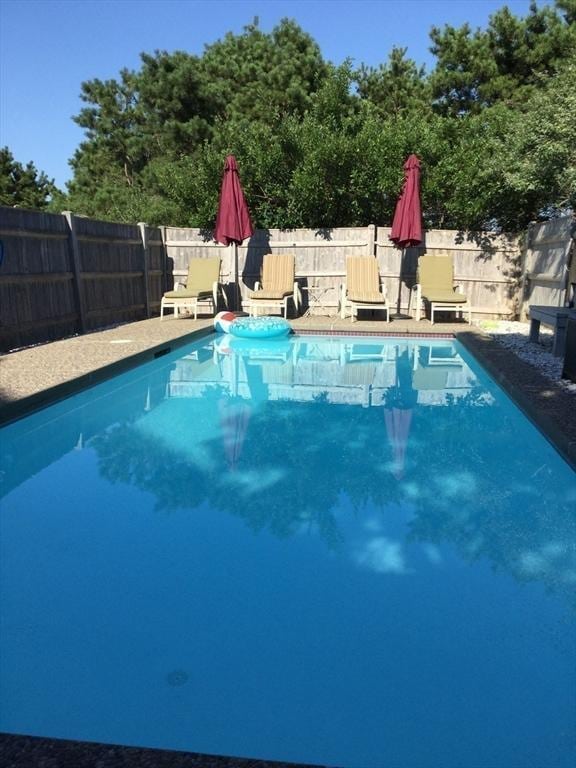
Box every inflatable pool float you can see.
[229,316,292,339]
[214,334,292,358]
[230,336,292,355]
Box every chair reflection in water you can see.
[412,344,466,394]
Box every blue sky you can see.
[0,0,535,189]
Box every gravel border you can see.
[473,320,576,396]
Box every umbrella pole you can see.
[395,248,405,317]
[231,242,239,311]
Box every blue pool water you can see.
[1,334,575,768]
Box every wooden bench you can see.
[528,305,576,357]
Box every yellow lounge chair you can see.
[160,257,225,319]
[412,255,470,324]
[244,253,300,318]
[340,257,390,322]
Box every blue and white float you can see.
[213,333,292,358]
[228,316,292,339]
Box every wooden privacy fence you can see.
[166,224,523,318]
[0,207,164,351]
[520,217,576,319]
[164,224,375,312]
[1,206,574,353]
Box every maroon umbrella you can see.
[390,154,423,315]
[390,154,423,248]
[214,155,254,246]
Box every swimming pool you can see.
[1,334,575,768]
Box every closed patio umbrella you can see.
[214,155,254,310]
[214,155,254,246]
[390,154,423,316]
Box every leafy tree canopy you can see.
[50,2,576,233]
[429,0,576,114]
[355,46,431,117]
[503,51,576,217]
[199,17,328,122]
[0,147,58,209]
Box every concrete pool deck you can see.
[1,314,575,767]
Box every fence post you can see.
[63,210,87,334]
[521,222,536,320]
[367,224,376,257]
[515,229,529,321]
[138,222,151,318]
[160,225,169,294]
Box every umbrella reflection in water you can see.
[384,347,417,480]
[218,345,270,472]
[218,398,251,472]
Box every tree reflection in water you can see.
[86,339,576,612]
